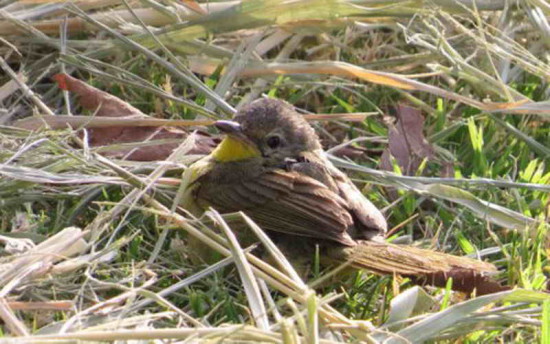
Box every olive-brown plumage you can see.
[186,98,386,248]
[181,98,497,293]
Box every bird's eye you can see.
[266,135,281,149]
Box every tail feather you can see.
[343,241,504,295]
[349,241,496,275]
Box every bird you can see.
[179,98,498,293]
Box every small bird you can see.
[180,98,497,291]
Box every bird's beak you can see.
[214,120,242,135]
[214,120,251,143]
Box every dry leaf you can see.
[52,74,145,118]
[380,104,434,175]
[52,74,217,160]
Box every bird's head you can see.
[212,98,321,166]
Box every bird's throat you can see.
[211,136,261,162]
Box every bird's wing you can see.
[196,169,356,246]
[296,151,387,240]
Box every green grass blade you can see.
[542,299,550,344]
[380,290,550,343]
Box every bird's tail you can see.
[340,241,503,294]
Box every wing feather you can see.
[196,169,355,246]
[295,151,388,240]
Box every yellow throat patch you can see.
[210,135,261,162]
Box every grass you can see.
[0,0,549,343]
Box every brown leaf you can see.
[52,74,217,160]
[52,74,145,118]
[380,104,434,175]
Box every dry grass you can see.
[0,0,549,343]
